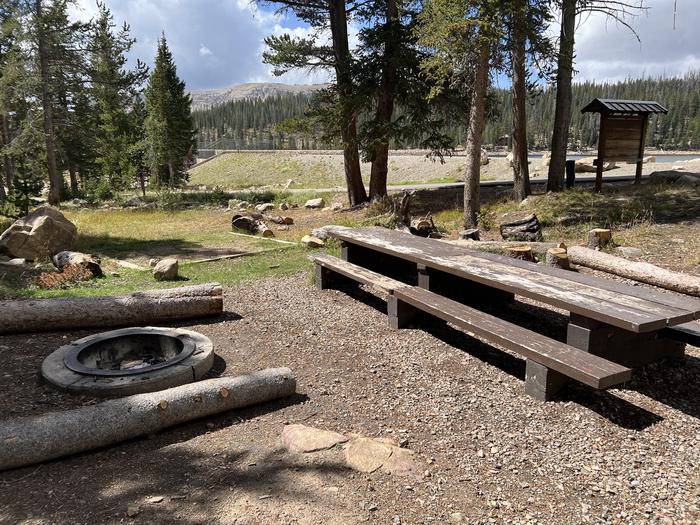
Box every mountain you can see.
[189,82,328,110]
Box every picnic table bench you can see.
[311,226,700,400]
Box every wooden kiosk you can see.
[581,98,667,192]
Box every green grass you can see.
[189,152,342,189]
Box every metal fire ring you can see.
[63,329,197,377]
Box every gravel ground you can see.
[1,273,699,525]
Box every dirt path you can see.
[1,275,699,524]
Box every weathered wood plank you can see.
[323,227,688,331]
[662,321,700,347]
[310,253,409,295]
[395,286,632,389]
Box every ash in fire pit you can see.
[42,327,214,396]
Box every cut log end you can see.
[505,245,536,262]
[588,228,612,250]
[545,248,571,270]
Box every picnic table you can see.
[311,226,700,400]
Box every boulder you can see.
[574,157,617,173]
[540,152,551,170]
[301,235,325,248]
[123,197,145,208]
[480,149,489,166]
[256,203,275,213]
[311,225,334,241]
[304,198,325,209]
[331,202,343,211]
[53,251,102,277]
[616,246,643,258]
[0,207,78,260]
[642,155,656,163]
[153,258,178,281]
[649,170,700,186]
[506,152,514,167]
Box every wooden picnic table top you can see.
[325,226,700,333]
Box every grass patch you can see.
[189,152,342,189]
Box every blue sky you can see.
[70,0,699,91]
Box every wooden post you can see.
[595,115,606,193]
[635,116,649,185]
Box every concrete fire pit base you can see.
[41,327,214,397]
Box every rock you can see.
[643,155,656,163]
[301,235,325,248]
[649,170,700,186]
[304,198,325,209]
[499,212,542,242]
[126,504,139,518]
[540,151,551,170]
[331,202,343,211]
[480,149,489,166]
[280,202,289,211]
[148,258,159,268]
[53,251,102,277]
[311,225,334,241]
[123,197,145,208]
[281,424,348,453]
[506,152,514,167]
[153,258,178,281]
[574,157,616,173]
[344,437,393,473]
[237,201,250,210]
[0,206,78,260]
[677,173,700,187]
[146,496,164,504]
[345,437,420,477]
[256,203,275,213]
[617,246,643,258]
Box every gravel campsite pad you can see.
[1,274,699,524]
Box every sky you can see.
[69,0,700,91]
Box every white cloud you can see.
[199,44,213,57]
[572,0,699,83]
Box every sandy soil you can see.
[1,274,699,525]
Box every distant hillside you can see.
[190,82,328,110]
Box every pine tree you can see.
[144,35,195,187]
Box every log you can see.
[0,283,223,335]
[266,215,294,225]
[545,247,570,270]
[587,228,612,249]
[459,228,480,241]
[499,212,543,242]
[232,214,273,237]
[443,239,560,256]
[505,245,536,262]
[0,368,296,471]
[568,246,700,297]
[256,220,274,237]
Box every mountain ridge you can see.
[190,82,327,110]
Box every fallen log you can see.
[568,246,700,297]
[0,368,296,472]
[442,239,560,256]
[0,283,223,335]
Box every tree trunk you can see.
[35,0,62,206]
[329,0,367,206]
[0,283,223,335]
[68,165,78,194]
[567,246,700,297]
[0,113,13,198]
[167,161,176,187]
[511,0,530,201]
[546,0,576,193]
[0,368,297,472]
[369,0,398,202]
[463,45,491,229]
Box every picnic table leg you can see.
[387,295,419,329]
[524,360,569,401]
[314,264,357,291]
[567,314,685,368]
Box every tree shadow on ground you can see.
[0,394,333,525]
[76,234,250,261]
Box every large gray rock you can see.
[281,424,348,453]
[153,258,179,281]
[0,207,78,260]
[649,170,700,186]
[304,197,325,209]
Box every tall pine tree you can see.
[144,35,195,187]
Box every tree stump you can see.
[499,213,543,242]
[505,245,536,262]
[587,228,612,249]
[545,247,570,270]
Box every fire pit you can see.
[42,327,214,396]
